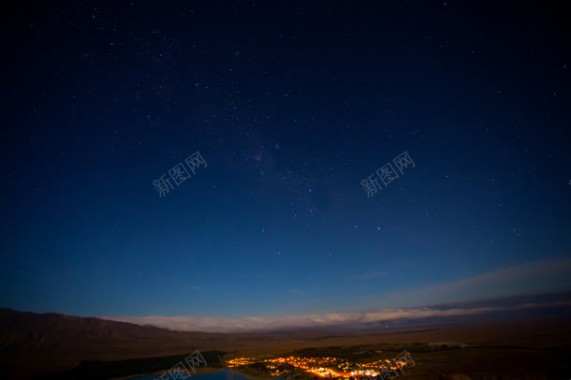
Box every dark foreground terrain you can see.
[1,308,570,379]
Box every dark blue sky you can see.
[1,1,570,328]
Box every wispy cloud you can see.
[105,256,571,332]
[360,255,571,309]
[106,299,570,332]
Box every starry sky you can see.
[1,1,571,328]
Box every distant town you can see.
[226,352,415,379]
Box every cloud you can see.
[104,256,571,332]
[105,299,571,332]
[362,255,571,309]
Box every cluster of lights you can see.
[225,353,414,379]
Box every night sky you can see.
[1,1,571,331]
